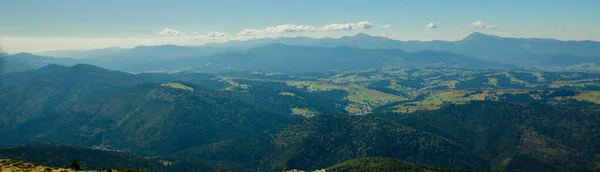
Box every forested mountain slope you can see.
[178,115,488,171]
[377,101,600,171]
[0,144,218,172]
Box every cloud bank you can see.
[238,21,374,36]
[239,24,318,35]
[380,24,392,29]
[158,28,183,36]
[468,21,496,29]
[321,21,373,31]
[190,32,229,40]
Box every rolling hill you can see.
[325,157,466,172]
[178,114,488,171]
[0,64,297,154]
[377,101,600,171]
[0,144,218,172]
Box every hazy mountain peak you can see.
[341,33,383,41]
[468,32,486,37]
[353,33,373,38]
[266,43,289,47]
[11,52,40,57]
[143,44,177,48]
[70,63,114,73]
[38,64,69,71]
[71,63,101,68]
[461,32,501,42]
[100,47,124,50]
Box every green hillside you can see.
[325,157,467,172]
[0,65,298,154]
[377,101,600,171]
[0,144,218,172]
[5,82,294,155]
[178,115,488,171]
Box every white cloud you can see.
[206,32,227,38]
[321,21,373,31]
[159,28,183,36]
[238,21,374,36]
[188,32,229,41]
[239,24,317,35]
[467,21,496,29]
[380,24,392,29]
[380,33,397,39]
[543,24,565,29]
[426,22,438,29]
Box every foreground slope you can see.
[0,144,217,172]
[1,159,78,172]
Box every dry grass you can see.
[573,91,600,104]
[1,159,77,172]
[160,82,194,91]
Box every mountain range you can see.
[3,32,599,74]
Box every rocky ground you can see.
[0,159,77,172]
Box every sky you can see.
[0,0,599,53]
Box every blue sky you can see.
[1,0,598,53]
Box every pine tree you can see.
[281,162,287,172]
[69,160,82,171]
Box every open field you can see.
[161,82,194,91]
[215,67,600,114]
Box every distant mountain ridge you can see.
[3,43,509,74]
[0,53,77,74]
[204,32,600,70]
[206,32,600,56]
[34,47,125,58]
[4,32,600,74]
[188,43,506,73]
[25,32,600,59]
